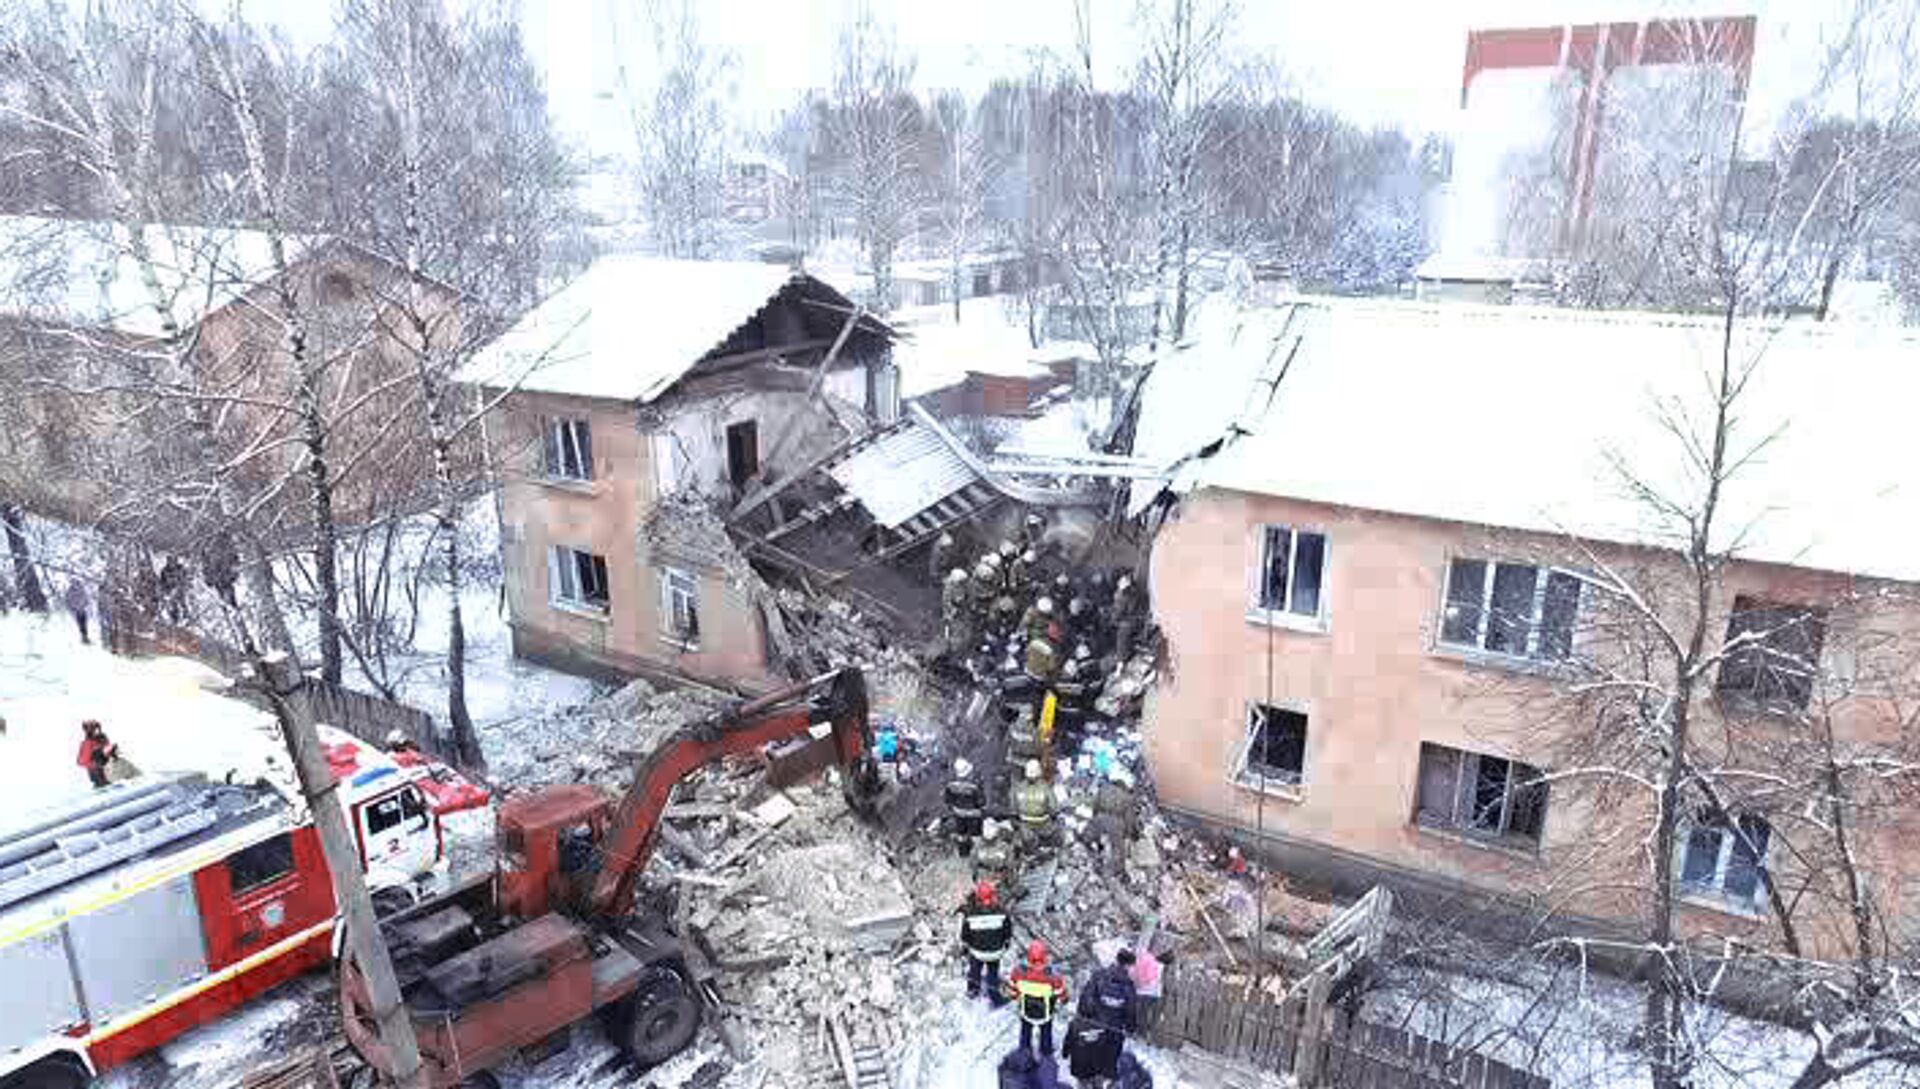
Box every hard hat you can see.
[1021,549,1038,564]
[1117,574,1133,590]
[976,880,997,905]
[954,757,974,778]
[1036,596,1054,614]
[384,728,409,747]
[982,552,1002,568]
[1025,512,1043,527]
[1000,541,1018,558]
[1074,642,1092,660]
[1069,597,1087,615]
[948,567,969,583]
[1025,759,1042,780]
[1053,573,1070,588]
[1027,940,1048,966]
[975,561,996,579]
[1062,660,1080,680]
[938,532,955,546]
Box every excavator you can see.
[336,668,882,1087]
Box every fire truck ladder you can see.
[0,777,232,912]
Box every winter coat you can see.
[1064,1017,1123,1078]
[1007,965,1067,1025]
[958,895,1012,960]
[1079,964,1139,1033]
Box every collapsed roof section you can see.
[725,404,1106,634]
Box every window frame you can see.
[227,832,296,895]
[1436,556,1583,664]
[660,566,701,649]
[1411,741,1549,851]
[1249,524,1331,632]
[542,417,594,482]
[1676,811,1772,912]
[1234,701,1310,789]
[1716,596,1827,714]
[548,544,611,614]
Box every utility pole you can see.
[255,654,427,1088]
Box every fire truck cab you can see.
[0,728,448,1089]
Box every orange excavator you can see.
[337,668,882,1087]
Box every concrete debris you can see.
[748,791,798,828]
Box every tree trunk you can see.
[2,502,48,612]
[300,376,345,685]
[438,489,480,769]
[244,536,297,657]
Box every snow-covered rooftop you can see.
[890,298,1071,399]
[0,216,313,336]
[1185,298,1920,583]
[459,255,800,402]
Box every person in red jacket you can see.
[75,720,118,789]
[1006,940,1069,1057]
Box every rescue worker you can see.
[1020,511,1046,550]
[942,567,973,655]
[1091,768,1138,874]
[945,757,986,857]
[1080,948,1140,1034]
[1020,595,1056,643]
[1007,941,1069,1057]
[1111,574,1142,662]
[1052,573,1071,602]
[972,556,1002,636]
[383,728,419,754]
[958,880,1012,1002]
[1013,758,1054,856]
[1065,595,1094,650]
[75,720,119,789]
[1013,548,1039,592]
[1064,1015,1124,1089]
[929,532,957,583]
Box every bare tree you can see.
[822,7,923,314]
[619,0,732,259]
[929,91,997,322]
[1134,0,1239,347]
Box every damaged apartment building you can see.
[1130,297,1920,963]
[463,255,1073,692]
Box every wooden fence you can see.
[126,623,447,761]
[1141,968,1549,1089]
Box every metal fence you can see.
[1141,967,1549,1089]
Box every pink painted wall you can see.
[1145,488,1920,958]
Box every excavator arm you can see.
[588,667,879,919]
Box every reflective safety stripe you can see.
[962,913,1007,930]
[968,947,1003,962]
[1014,979,1057,1024]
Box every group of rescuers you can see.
[958,877,1144,1087]
[933,512,1153,1085]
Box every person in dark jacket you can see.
[1063,1016,1124,1088]
[1080,948,1139,1033]
[63,578,90,645]
[958,881,1012,1002]
[945,758,986,857]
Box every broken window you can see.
[1256,526,1328,621]
[549,545,610,611]
[726,420,759,491]
[1238,704,1308,786]
[1717,597,1826,712]
[1413,742,1548,846]
[1439,559,1581,662]
[650,431,688,497]
[543,418,593,481]
[1678,811,1771,907]
[662,567,700,646]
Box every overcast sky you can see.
[261,0,1862,157]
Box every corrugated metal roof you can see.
[828,423,981,529]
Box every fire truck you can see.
[0,727,448,1089]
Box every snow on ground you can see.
[0,610,291,825]
[1361,956,1887,1089]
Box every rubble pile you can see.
[484,676,731,794]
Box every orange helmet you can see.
[1027,940,1048,966]
[975,880,997,905]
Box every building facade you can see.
[465,257,895,690]
[1136,298,1920,962]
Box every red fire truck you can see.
[0,727,449,1089]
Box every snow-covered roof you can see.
[890,299,1069,399]
[1186,298,1920,583]
[0,216,315,336]
[459,255,801,402]
[827,421,982,529]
